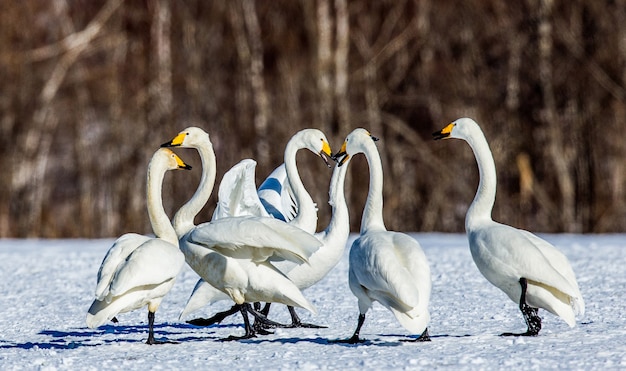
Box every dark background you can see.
[2,0,624,238]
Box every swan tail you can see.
[86,297,128,329]
[179,279,230,320]
[389,307,430,334]
[527,281,581,328]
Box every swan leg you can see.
[221,304,257,341]
[145,310,177,345]
[401,328,431,342]
[186,304,241,327]
[332,313,366,344]
[285,306,328,328]
[247,303,288,329]
[250,303,290,335]
[252,303,276,335]
[501,277,542,337]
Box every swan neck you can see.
[360,143,386,234]
[173,142,216,236]
[465,130,497,231]
[284,141,318,233]
[322,163,350,239]
[146,160,178,246]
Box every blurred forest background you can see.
[1,0,625,238]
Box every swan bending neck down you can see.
[86,148,190,344]
[332,128,431,344]
[433,117,585,336]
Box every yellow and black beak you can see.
[432,123,454,140]
[331,141,348,167]
[173,153,192,170]
[319,140,333,168]
[161,132,187,148]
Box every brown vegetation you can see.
[1,0,624,238]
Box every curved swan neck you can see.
[464,126,497,231]
[146,159,178,246]
[173,142,216,236]
[360,141,386,234]
[321,162,350,240]
[284,139,318,234]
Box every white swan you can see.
[178,129,336,327]
[161,127,327,340]
[263,152,351,328]
[86,148,190,344]
[333,128,431,343]
[433,117,585,336]
[214,160,296,222]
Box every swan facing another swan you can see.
[86,148,190,344]
[176,129,335,330]
[433,117,585,336]
[160,127,327,340]
[332,128,432,344]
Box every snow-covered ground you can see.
[0,233,624,370]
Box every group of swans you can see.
[86,117,585,345]
[87,127,345,342]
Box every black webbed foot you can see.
[186,304,241,327]
[501,277,542,336]
[401,328,431,342]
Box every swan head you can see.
[332,128,379,167]
[161,127,211,149]
[432,117,479,140]
[290,128,333,168]
[154,148,193,171]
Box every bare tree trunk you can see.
[12,0,123,237]
[334,0,350,135]
[149,0,173,126]
[537,0,577,232]
[229,0,270,165]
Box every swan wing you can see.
[471,224,581,301]
[108,239,185,298]
[94,233,151,300]
[350,233,422,315]
[189,216,321,264]
[516,228,584,315]
[257,163,297,222]
[212,159,269,221]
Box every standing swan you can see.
[333,128,432,343]
[161,127,327,340]
[265,152,351,328]
[175,129,335,328]
[86,148,190,344]
[433,117,585,336]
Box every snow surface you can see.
[1,234,624,370]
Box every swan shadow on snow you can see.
[244,336,402,347]
[0,322,222,350]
